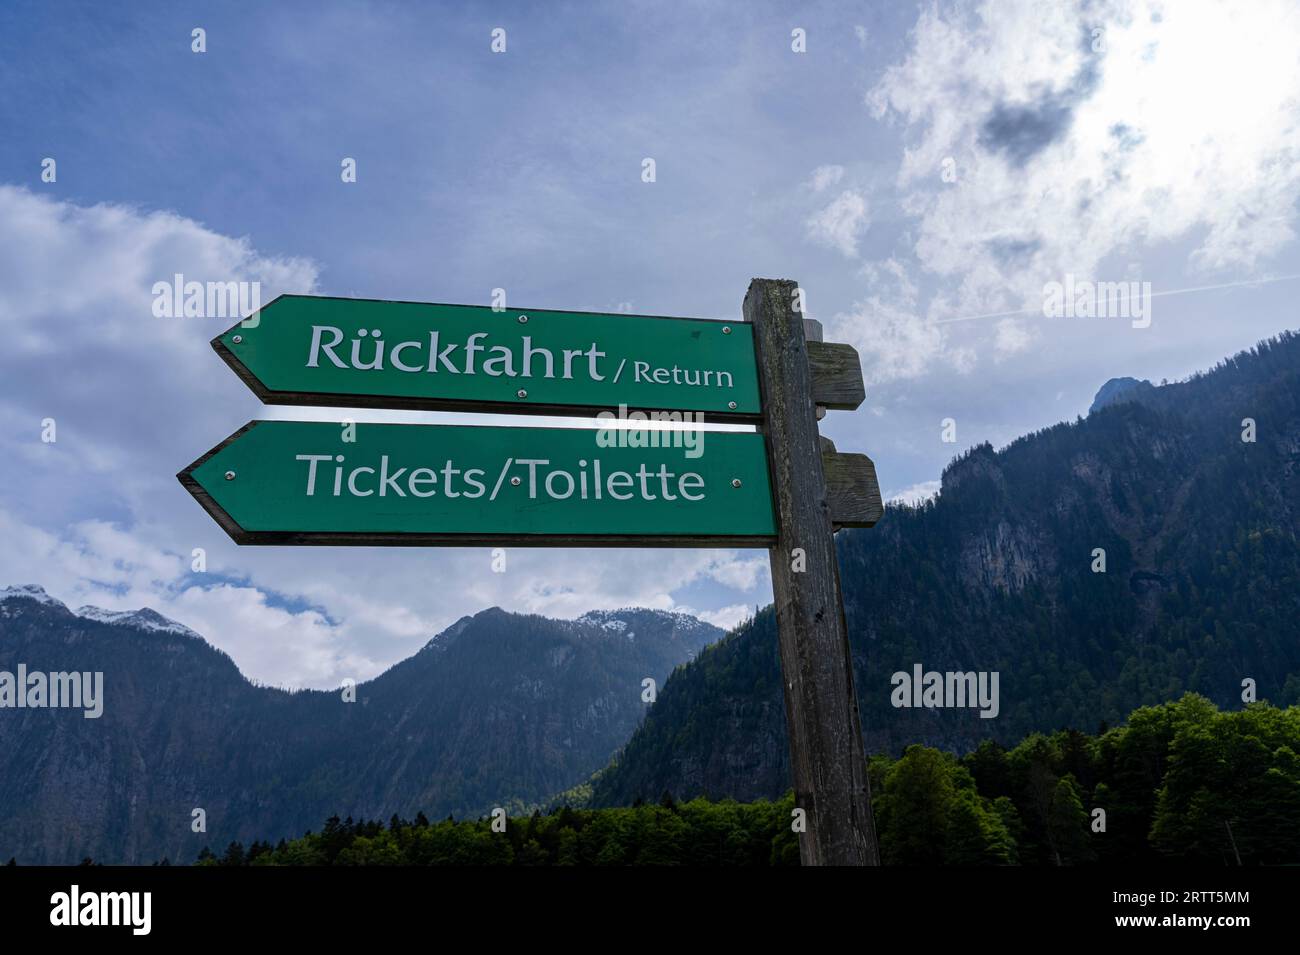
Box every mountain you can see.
[0,591,719,864]
[589,332,1300,807]
[1088,376,1154,414]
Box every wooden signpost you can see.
[181,281,883,865]
[745,280,880,865]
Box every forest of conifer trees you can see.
[185,695,1299,866]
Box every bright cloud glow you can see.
[854,0,1300,377]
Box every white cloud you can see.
[805,189,870,257]
[701,554,769,591]
[828,258,974,385]
[888,480,941,506]
[864,0,1300,369]
[170,584,374,689]
[690,603,753,632]
[807,164,845,192]
[994,317,1034,357]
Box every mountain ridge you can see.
[588,330,1300,807]
[1,584,202,641]
[0,593,722,863]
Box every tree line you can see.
[190,694,1298,865]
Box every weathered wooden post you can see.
[744,277,881,866]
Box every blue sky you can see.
[3,0,1299,687]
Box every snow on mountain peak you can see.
[0,584,68,611]
[74,605,200,639]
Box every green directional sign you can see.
[215,295,761,419]
[178,420,776,546]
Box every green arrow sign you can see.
[178,420,776,546]
[215,295,761,419]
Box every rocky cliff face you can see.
[591,332,1300,807]
[0,592,719,863]
[1088,376,1155,414]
